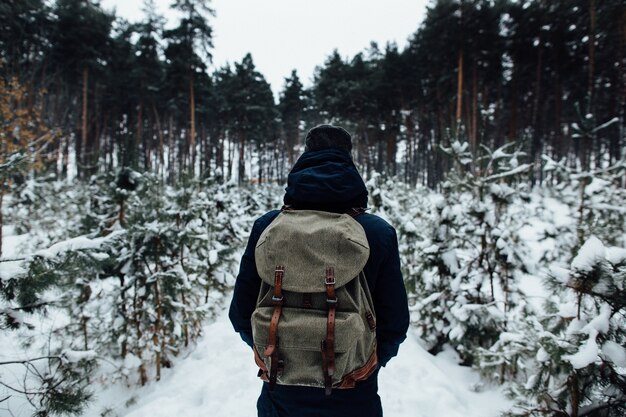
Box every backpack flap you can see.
[255,210,369,292]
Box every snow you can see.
[536,347,550,363]
[208,249,218,265]
[83,312,510,417]
[563,330,600,369]
[606,246,626,265]
[571,236,605,273]
[601,341,626,368]
[549,266,571,284]
[0,260,26,282]
[61,349,97,364]
[442,249,459,275]
[583,304,611,335]
[36,232,124,258]
[484,163,531,182]
[123,353,143,370]
[558,302,578,319]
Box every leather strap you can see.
[337,347,378,389]
[264,266,284,358]
[268,345,280,390]
[253,348,269,382]
[265,265,285,391]
[322,267,337,395]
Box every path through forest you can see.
[85,308,511,417]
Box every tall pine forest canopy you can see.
[2,0,624,186]
[1,1,626,417]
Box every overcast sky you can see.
[101,0,428,98]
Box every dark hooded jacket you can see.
[229,148,409,417]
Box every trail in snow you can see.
[85,310,510,417]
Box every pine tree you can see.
[227,54,276,184]
[479,236,625,417]
[48,0,114,178]
[164,0,214,175]
[278,70,306,166]
[415,141,533,362]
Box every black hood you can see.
[283,148,368,212]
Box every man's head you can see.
[304,124,352,153]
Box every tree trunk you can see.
[532,33,543,177]
[81,66,89,178]
[152,102,164,178]
[455,49,464,128]
[508,63,518,142]
[120,275,128,358]
[189,74,196,175]
[588,0,596,106]
[238,131,246,184]
[153,278,162,381]
[471,63,478,153]
[385,122,397,176]
[137,99,144,169]
[228,134,234,181]
[168,114,174,183]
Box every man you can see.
[229,124,409,417]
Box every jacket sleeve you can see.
[374,227,409,367]
[228,215,271,347]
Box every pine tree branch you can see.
[0,258,26,263]
[2,299,59,312]
[0,356,61,366]
[0,380,40,396]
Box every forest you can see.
[1,0,624,187]
[0,1,625,417]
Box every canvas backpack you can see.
[252,208,378,395]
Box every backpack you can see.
[252,208,378,395]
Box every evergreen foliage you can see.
[3,0,623,185]
[1,1,625,415]
[410,141,533,363]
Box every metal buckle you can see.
[325,276,335,285]
[272,295,284,302]
[326,297,337,304]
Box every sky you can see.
[100,0,428,99]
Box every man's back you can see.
[229,125,409,416]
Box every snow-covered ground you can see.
[81,310,510,417]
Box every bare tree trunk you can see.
[168,115,174,183]
[153,278,162,381]
[238,131,246,184]
[455,50,464,128]
[508,64,518,142]
[137,99,144,169]
[228,134,234,181]
[152,103,164,178]
[588,0,597,105]
[189,75,196,175]
[471,63,478,152]
[532,34,543,176]
[81,67,89,178]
